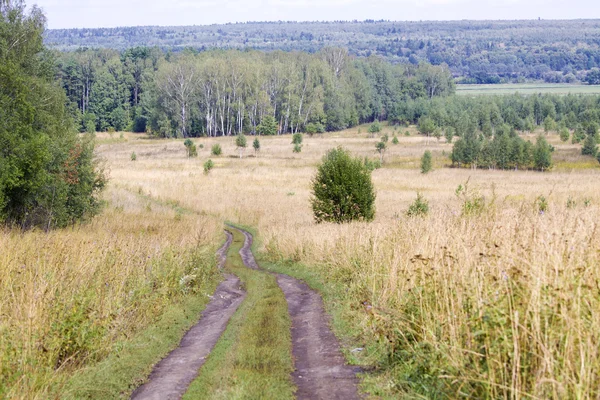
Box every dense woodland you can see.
[46,20,600,84]
[56,48,455,137]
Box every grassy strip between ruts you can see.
[183,227,294,400]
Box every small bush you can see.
[199,144,204,149]
[404,130,411,136]
[559,128,570,142]
[211,144,222,156]
[203,159,214,174]
[253,138,260,154]
[292,133,303,145]
[368,121,382,137]
[456,181,486,216]
[184,138,194,148]
[537,196,549,214]
[130,152,137,161]
[363,157,382,171]
[381,134,389,143]
[293,143,302,153]
[311,147,376,223]
[421,150,432,174]
[392,135,399,145]
[406,193,429,217]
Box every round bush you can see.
[311,147,376,223]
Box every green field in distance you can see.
[456,83,600,96]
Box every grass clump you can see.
[211,144,222,156]
[203,159,214,174]
[311,147,376,223]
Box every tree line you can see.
[390,94,600,170]
[56,47,455,137]
[46,20,600,84]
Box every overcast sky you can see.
[33,0,600,30]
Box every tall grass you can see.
[0,187,221,398]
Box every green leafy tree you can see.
[559,127,570,142]
[292,133,303,145]
[253,138,260,155]
[533,136,553,171]
[235,133,247,158]
[376,141,387,164]
[543,116,556,133]
[368,121,382,137]
[0,1,105,229]
[311,147,376,223]
[184,138,197,157]
[445,127,454,144]
[582,133,598,157]
[258,115,277,136]
[421,150,433,174]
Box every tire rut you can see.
[131,230,244,400]
[229,226,360,400]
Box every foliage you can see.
[293,144,302,153]
[184,139,197,157]
[291,133,303,145]
[311,147,376,223]
[533,136,553,170]
[305,122,325,136]
[559,127,570,142]
[391,135,399,145]
[406,193,429,217]
[211,144,222,156]
[203,159,214,174]
[582,133,599,157]
[455,181,487,216]
[537,195,549,213]
[0,0,105,229]
[363,157,382,171]
[421,151,433,174]
[253,138,260,154]
[375,141,387,163]
[417,116,437,136]
[368,121,382,136]
[258,115,278,136]
[236,133,247,148]
[130,152,137,161]
[47,20,600,85]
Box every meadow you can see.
[456,83,600,96]
[2,124,600,398]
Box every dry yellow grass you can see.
[0,185,222,398]
[3,128,599,397]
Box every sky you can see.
[32,0,600,30]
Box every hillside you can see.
[45,19,600,83]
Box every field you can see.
[456,83,600,96]
[2,125,600,398]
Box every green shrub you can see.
[404,130,411,136]
[406,193,429,217]
[392,135,399,145]
[184,138,194,148]
[258,115,277,136]
[582,134,598,157]
[130,152,137,161]
[292,133,303,145]
[381,134,389,143]
[559,127,570,142]
[537,195,549,214]
[199,144,204,149]
[211,144,222,156]
[253,138,260,154]
[236,133,247,158]
[311,147,376,223]
[456,181,486,216]
[368,121,382,137]
[293,143,302,153]
[184,139,197,158]
[203,159,214,174]
[363,157,381,171]
[421,150,432,174]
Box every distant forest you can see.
[45,20,600,84]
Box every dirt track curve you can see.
[230,226,360,400]
[131,231,245,400]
